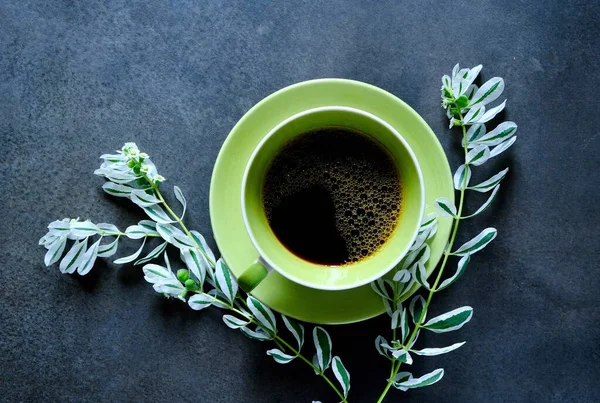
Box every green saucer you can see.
[209,79,453,325]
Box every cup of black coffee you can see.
[238,106,424,292]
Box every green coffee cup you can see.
[239,106,424,292]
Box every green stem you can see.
[152,185,216,267]
[197,292,348,403]
[376,110,470,403]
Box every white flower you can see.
[121,142,140,157]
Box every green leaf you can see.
[266,348,296,364]
[472,121,517,147]
[222,314,250,329]
[113,238,147,264]
[411,341,465,356]
[141,204,175,224]
[97,237,119,257]
[240,326,271,341]
[102,182,134,198]
[134,241,167,265]
[59,239,88,274]
[215,259,238,304]
[453,228,497,255]
[187,293,213,311]
[396,368,444,389]
[423,306,473,333]
[466,145,491,166]
[77,238,101,275]
[437,255,470,291]
[455,95,468,108]
[490,136,517,157]
[130,189,160,207]
[453,164,471,190]
[332,356,351,397]
[44,235,67,266]
[469,77,504,107]
[247,296,277,334]
[282,315,305,350]
[435,198,457,218]
[468,168,509,192]
[409,295,426,324]
[313,326,333,372]
[462,185,501,219]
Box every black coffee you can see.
[263,128,402,266]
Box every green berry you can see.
[177,269,189,282]
[185,279,196,291]
[127,160,136,168]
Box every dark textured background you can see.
[1,1,599,402]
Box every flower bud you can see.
[177,269,189,282]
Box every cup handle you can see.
[238,259,270,293]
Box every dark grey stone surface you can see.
[1,0,599,402]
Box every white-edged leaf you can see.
[451,63,460,79]
[155,223,196,249]
[59,239,88,274]
[393,269,411,283]
[409,329,420,349]
[466,146,491,166]
[97,237,119,257]
[401,244,430,271]
[97,223,120,234]
[39,233,59,248]
[393,372,413,391]
[282,315,305,350]
[113,238,147,264]
[207,289,230,309]
[438,255,471,291]
[490,136,517,158]
[464,124,487,148]
[463,105,485,124]
[44,236,67,266]
[70,221,100,238]
[463,185,501,219]
[124,225,149,239]
[181,248,209,285]
[472,121,517,147]
[371,278,393,300]
[48,220,71,234]
[313,326,333,372]
[266,349,296,364]
[391,309,401,329]
[153,278,185,297]
[190,231,216,264]
[222,314,250,329]
[468,168,509,192]
[392,349,413,365]
[143,263,172,283]
[453,164,471,190]
[332,356,351,397]
[423,306,473,333]
[240,326,271,341]
[375,335,392,358]
[173,186,187,219]
[465,83,478,100]
[134,241,167,265]
[411,341,466,356]
[460,65,482,95]
[215,259,238,304]
[409,295,426,324]
[419,213,438,233]
[469,77,504,107]
[434,198,457,218]
[247,296,277,334]
[451,68,469,98]
[187,293,213,311]
[96,170,139,184]
[130,189,160,207]
[138,220,159,235]
[77,238,101,275]
[400,308,410,342]
[396,368,444,389]
[141,204,175,224]
[102,182,134,198]
[453,228,497,256]
[413,262,430,290]
[477,100,506,124]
